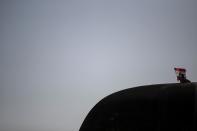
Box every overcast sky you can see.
[1,0,197,131]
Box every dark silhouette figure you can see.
[178,73,191,83]
[174,67,191,83]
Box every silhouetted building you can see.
[80,83,197,131]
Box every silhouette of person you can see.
[178,73,191,83]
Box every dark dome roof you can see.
[80,83,197,131]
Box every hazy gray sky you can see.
[1,0,197,131]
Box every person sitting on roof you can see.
[174,68,191,83]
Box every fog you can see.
[1,0,197,131]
